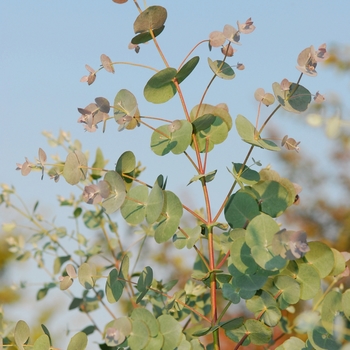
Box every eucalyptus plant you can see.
[2,1,350,350]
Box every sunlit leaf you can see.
[246,213,287,271]
[272,82,312,114]
[134,6,167,33]
[67,332,88,350]
[329,248,346,276]
[59,275,73,290]
[144,68,177,104]
[308,325,341,350]
[245,319,272,345]
[304,241,334,278]
[295,263,320,300]
[246,290,281,326]
[14,320,30,350]
[275,337,306,350]
[146,177,164,224]
[232,163,260,186]
[235,115,280,151]
[78,262,95,289]
[321,290,343,335]
[150,120,192,155]
[33,334,50,350]
[91,147,105,180]
[114,89,140,130]
[158,315,183,349]
[102,171,126,214]
[121,185,148,225]
[229,236,258,274]
[273,275,300,307]
[62,151,88,185]
[188,170,217,185]
[208,58,235,80]
[131,308,158,337]
[154,191,183,243]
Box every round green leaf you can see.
[235,114,280,151]
[131,25,165,45]
[144,68,177,104]
[116,151,136,174]
[304,241,335,278]
[158,315,183,349]
[295,263,321,300]
[121,185,148,225]
[59,275,73,290]
[192,117,228,152]
[136,266,153,303]
[225,324,250,346]
[190,107,230,152]
[224,191,260,229]
[188,170,217,186]
[154,191,183,243]
[131,308,158,337]
[329,248,346,276]
[275,337,306,350]
[83,210,103,229]
[343,290,350,321]
[176,56,200,84]
[146,177,164,224]
[229,236,258,274]
[321,290,343,335]
[273,82,312,114]
[62,150,88,185]
[246,213,279,248]
[252,180,290,217]
[222,283,241,304]
[308,325,341,350]
[114,89,138,119]
[235,273,268,293]
[143,332,164,350]
[91,147,105,180]
[106,268,125,303]
[102,171,126,214]
[232,163,260,186]
[208,58,235,80]
[273,275,300,306]
[67,332,88,350]
[246,213,286,271]
[251,245,287,271]
[133,6,167,34]
[246,290,282,327]
[150,120,192,156]
[14,320,30,350]
[245,319,273,345]
[190,104,232,131]
[78,263,95,289]
[33,334,50,350]
[173,226,201,250]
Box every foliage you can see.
[1,2,350,350]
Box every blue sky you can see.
[1,1,350,211]
[1,1,350,347]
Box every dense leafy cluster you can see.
[2,2,350,350]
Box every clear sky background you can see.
[1,0,350,347]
